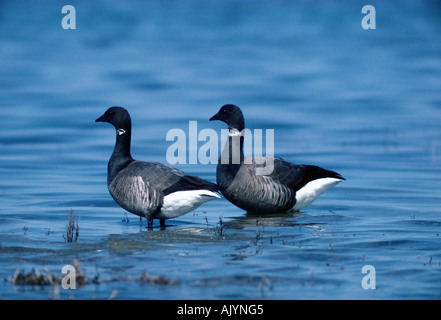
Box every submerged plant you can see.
[258,275,273,297]
[9,260,89,287]
[63,209,79,242]
[10,268,61,286]
[214,215,226,236]
[9,262,177,295]
[106,270,178,286]
[135,270,177,285]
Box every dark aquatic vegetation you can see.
[118,270,178,286]
[9,260,176,291]
[9,260,89,287]
[215,215,227,237]
[10,268,61,286]
[63,209,79,243]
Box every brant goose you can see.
[96,106,220,228]
[209,104,344,213]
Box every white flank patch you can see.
[159,190,221,219]
[292,177,342,211]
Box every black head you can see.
[96,106,131,134]
[209,104,245,131]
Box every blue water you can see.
[1,0,441,299]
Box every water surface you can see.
[1,0,441,299]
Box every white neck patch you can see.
[117,128,126,136]
[228,128,243,137]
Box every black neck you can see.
[220,131,245,166]
[108,129,133,183]
[216,133,244,190]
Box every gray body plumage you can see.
[108,160,218,220]
[217,157,295,213]
[217,156,343,213]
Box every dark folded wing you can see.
[252,157,344,191]
[126,161,218,196]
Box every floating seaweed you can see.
[115,270,178,285]
[9,260,89,287]
[9,260,176,288]
[10,268,61,286]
